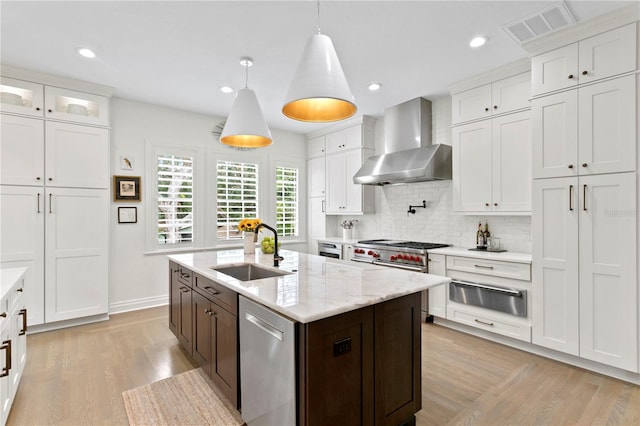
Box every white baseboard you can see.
[27,313,110,334]
[433,317,640,385]
[109,295,169,314]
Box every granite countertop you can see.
[168,249,450,323]
[428,247,532,264]
[1,267,27,300]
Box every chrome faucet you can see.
[253,223,284,267]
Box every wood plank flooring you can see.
[7,306,639,425]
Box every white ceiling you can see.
[0,1,633,134]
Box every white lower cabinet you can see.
[0,269,27,426]
[532,173,637,371]
[307,197,326,254]
[427,254,447,318]
[44,188,109,322]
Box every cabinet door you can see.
[341,125,363,151]
[491,71,531,115]
[579,173,637,371]
[325,153,345,213]
[168,264,180,336]
[0,115,44,186]
[0,186,45,326]
[307,136,325,158]
[0,326,11,425]
[532,177,579,355]
[491,111,531,212]
[325,130,345,154]
[192,291,212,376]
[452,120,492,212]
[0,77,44,117]
[11,298,26,399]
[45,122,109,189]
[427,254,447,318]
[578,23,637,85]
[532,91,578,179]
[342,149,364,214]
[44,86,109,126]
[531,44,578,96]
[308,197,326,239]
[178,286,193,354]
[44,188,108,323]
[211,304,238,408]
[307,156,325,198]
[451,83,492,124]
[578,75,636,175]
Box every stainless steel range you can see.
[351,239,449,273]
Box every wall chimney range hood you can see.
[353,97,452,186]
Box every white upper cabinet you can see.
[325,124,371,154]
[0,115,44,186]
[307,136,326,158]
[44,86,110,126]
[451,72,531,125]
[0,77,44,117]
[531,23,637,96]
[453,111,531,213]
[45,121,110,189]
[325,148,374,215]
[307,156,325,198]
[532,75,636,178]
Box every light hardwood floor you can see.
[7,306,639,425]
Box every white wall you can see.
[109,98,307,313]
[330,96,533,253]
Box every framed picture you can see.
[118,207,137,224]
[120,155,135,170]
[113,175,141,202]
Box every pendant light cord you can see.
[244,62,249,89]
[316,0,321,34]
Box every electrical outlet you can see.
[523,231,531,242]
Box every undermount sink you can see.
[212,263,291,281]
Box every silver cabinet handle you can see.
[37,193,41,213]
[245,312,283,342]
[49,194,53,213]
[452,280,522,297]
[474,264,493,270]
[321,199,325,213]
[583,184,587,211]
[475,319,494,326]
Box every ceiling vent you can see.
[502,2,576,44]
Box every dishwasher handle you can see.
[245,312,284,342]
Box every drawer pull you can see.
[475,319,494,326]
[179,287,189,293]
[0,340,11,377]
[19,309,27,335]
[474,264,494,270]
[203,286,220,295]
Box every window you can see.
[276,166,298,237]
[216,160,259,240]
[156,154,193,245]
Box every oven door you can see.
[317,242,341,259]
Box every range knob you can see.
[367,250,374,256]
[372,253,380,258]
[390,255,397,261]
[415,256,423,263]
[402,254,410,260]
[409,256,416,262]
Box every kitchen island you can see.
[168,249,450,426]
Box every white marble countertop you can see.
[1,267,27,300]
[168,249,450,323]
[428,246,532,263]
[317,237,359,245]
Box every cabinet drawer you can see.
[176,267,193,287]
[447,305,531,342]
[194,274,237,316]
[446,256,531,281]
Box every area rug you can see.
[122,368,244,425]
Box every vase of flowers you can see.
[238,218,262,254]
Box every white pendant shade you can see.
[283,33,357,122]
[220,88,272,148]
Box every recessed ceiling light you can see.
[469,36,488,48]
[220,86,234,94]
[368,83,382,91]
[76,47,96,58]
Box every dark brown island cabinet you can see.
[169,262,422,425]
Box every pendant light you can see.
[220,57,272,148]
[282,0,356,122]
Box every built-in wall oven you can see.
[350,239,450,320]
[449,280,527,317]
[317,242,342,259]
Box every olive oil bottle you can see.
[476,222,485,248]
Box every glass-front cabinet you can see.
[0,77,44,117]
[44,86,109,126]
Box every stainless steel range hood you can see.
[353,97,452,185]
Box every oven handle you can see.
[451,280,523,297]
[372,260,424,272]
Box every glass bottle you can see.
[483,221,491,248]
[476,222,484,248]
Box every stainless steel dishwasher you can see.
[239,295,296,425]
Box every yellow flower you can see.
[237,218,262,232]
